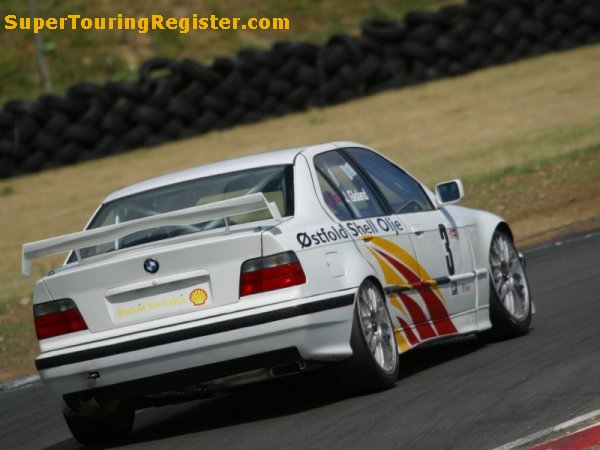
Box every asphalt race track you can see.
[1,231,599,450]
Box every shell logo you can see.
[189,288,208,306]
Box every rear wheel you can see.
[338,279,399,393]
[63,399,134,445]
[487,230,532,337]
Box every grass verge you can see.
[0,44,598,383]
[463,143,600,247]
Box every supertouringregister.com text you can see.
[3,13,291,34]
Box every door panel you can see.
[400,210,476,319]
[339,146,477,340]
[313,148,477,350]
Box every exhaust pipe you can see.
[269,361,306,378]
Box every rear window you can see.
[81,165,294,257]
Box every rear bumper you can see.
[37,289,356,398]
[63,347,303,407]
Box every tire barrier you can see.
[1,0,599,179]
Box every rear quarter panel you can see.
[262,153,379,298]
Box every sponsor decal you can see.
[461,283,472,294]
[364,236,459,353]
[116,295,186,318]
[189,288,208,306]
[346,217,404,236]
[346,188,369,202]
[340,162,357,180]
[296,225,349,248]
[451,281,458,295]
[296,217,405,249]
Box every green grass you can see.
[0,186,15,197]
[464,142,600,184]
[463,143,600,246]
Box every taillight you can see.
[33,299,88,340]
[240,251,306,296]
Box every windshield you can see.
[80,165,294,258]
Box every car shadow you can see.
[42,335,486,449]
[396,334,485,380]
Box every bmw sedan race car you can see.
[23,141,532,444]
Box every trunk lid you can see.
[42,227,265,332]
[23,194,282,333]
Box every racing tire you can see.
[297,65,320,87]
[132,105,168,127]
[339,65,359,89]
[139,57,176,82]
[55,143,83,164]
[105,81,148,101]
[180,58,221,86]
[40,95,86,117]
[411,23,442,44]
[41,113,69,135]
[78,100,105,126]
[163,118,184,137]
[0,154,15,178]
[179,81,206,103]
[356,54,382,84]
[101,113,129,135]
[202,95,230,114]
[327,34,364,61]
[62,123,100,145]
[267,78,292,97]
[19,150,46,172]
[288,41,319,60]
[63,401,134,445]
[236,88,262,109]
[338,279,399,393]
[146,78,174,108]
[485,230,532,338]
[286,85,310,108]
[192,110,220,132]
[0,110,15,130]
[214,71,242,98]
[247,68,271,90]
[121,124,150,148]
[320,48,350,73]
[276,57,300,78]
[14,116,40,143]
[361,18,406,43]
[405,11,447,27]
[67,82,112,106]
[32,132,63,154]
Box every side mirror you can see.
[435,179,464,205]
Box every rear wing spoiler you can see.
[22,193,281,276]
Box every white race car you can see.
[23,142,532,444]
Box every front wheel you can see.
[338,279,399,393]
[487,230,532,337]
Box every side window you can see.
[314,151,385,219]
[316,172,354,220]
[344,148,433,214]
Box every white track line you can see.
[493,408,600,450]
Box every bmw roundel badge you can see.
[143,258,159,274]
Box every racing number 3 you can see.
[438,224,455,276]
